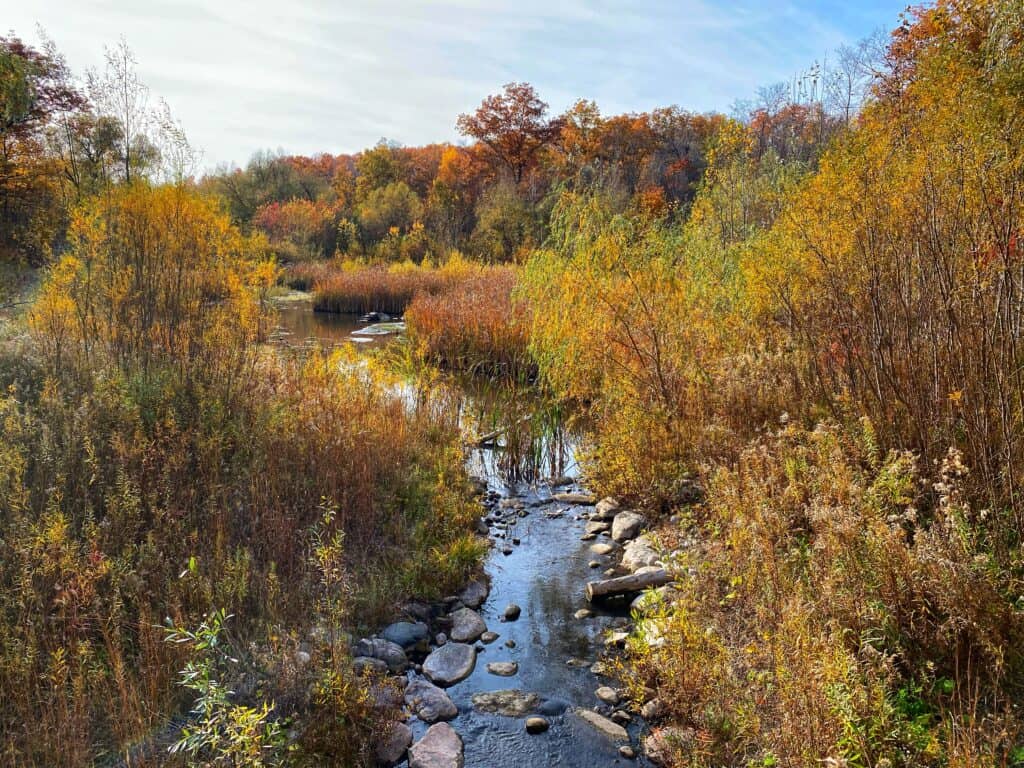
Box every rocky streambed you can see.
[356,481,675,768]
[273,299,675,767]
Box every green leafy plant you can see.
[165,610,288,767]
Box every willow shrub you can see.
[521,192,792,510]
[748,0,1024,525]
[1,183,483,766]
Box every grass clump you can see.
[625,422,1023,767]
[405,266,533,379]
[311,256,478,315]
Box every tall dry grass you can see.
[281,260,337,291]
[625,422,1023,767]
[405,267,533,379]
[311,257,479,315]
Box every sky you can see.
[4,0,909,170]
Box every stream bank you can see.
[275,296,663,767]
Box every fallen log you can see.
[469,428,503,447]
[466,415,533,448]
[585,569,672,602]
[552,492,596,505]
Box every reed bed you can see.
[405,267,534,379]
[312,259,478,315]
[281,260,338,291]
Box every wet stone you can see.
[487,661,518,676]
[354,638,408,673]
[381,621,429,649]
[574,708,629,741]
[405,679,458,724]
[422,643,477,687]
[448,608,486,643]
[471,689,540,716]
[525,716,550,734]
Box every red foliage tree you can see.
[456,82,564,183]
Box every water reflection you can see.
[269,293,400,349]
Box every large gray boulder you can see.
[354,638,409,673]
[612,511,648,542]
[448,607,487,643]
[423,642,477,687]
[622,534,660,572]
[592,497,621,521]
[408,722,464,768]
[381,621,429,649]
[375,721,413,766]
[405,679,458,723]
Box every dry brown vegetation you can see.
[0,184,482,766]
[405,266,532,378]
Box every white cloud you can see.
[3,0,901,168]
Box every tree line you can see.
[1,29,884,273]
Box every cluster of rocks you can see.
[477,490,538,555]
[353,574,534,766]
[360,485,686,767]
[567,496,691,765]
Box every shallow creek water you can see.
[275,298,653,767]
[436,478,653,767]
[270,292,404,348]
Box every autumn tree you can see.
[355,139,403,199]
[86,39,159,183]
[0,34,84,262]
[457,82,563,183]
[357,180,422,243]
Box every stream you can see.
[275,295,653,768]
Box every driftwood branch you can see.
[585,569,671,602]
